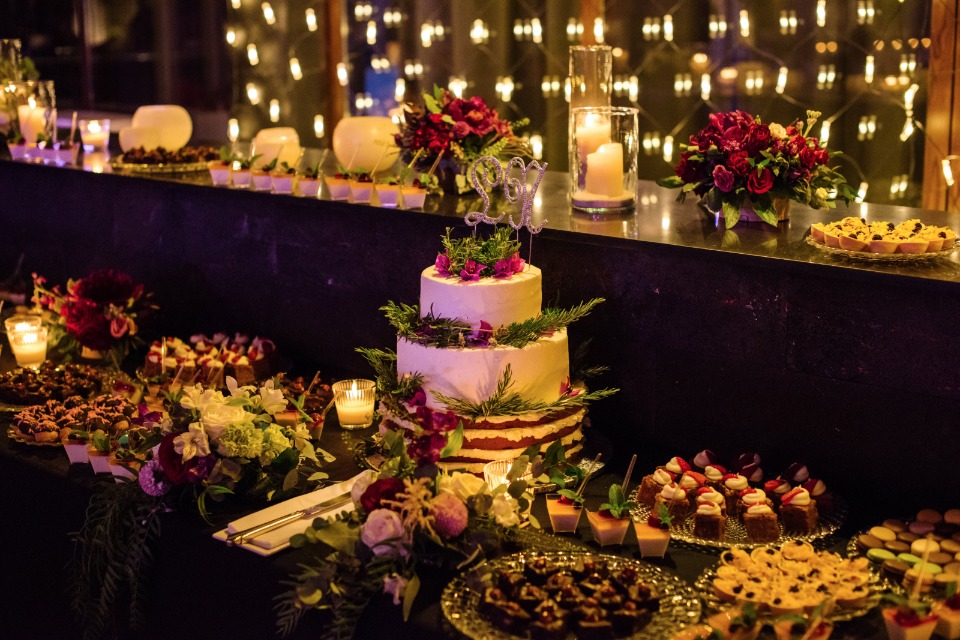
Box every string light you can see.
[305,8,317,32]
[269,99,280,122]
[261,2,276,26]
[530,134,543,160]
[865,55,875,84]
[664,15,674,42]
[231,0,241,9]
[816,0,826,27]
[246,43,259,66]
[226,27,237,47]
[594,17,605,43]
[820,120,831,145]
[383,9,401,27]
[228,118,239,143]
[531,18,543,44]
[496,76,515,102]
[776,67,788,94]
[246,82,261,105]
[942,158,955,187]
[857,181,869,202]
[313,115,324,138]
[739,10,750,38]
[700,73,711,101]
[663,136,674,163]
[289,57,302,80]
[395,78,405,102]
[337,62,348,86]
[709,15,727,39]
[367,21,377,45]
[449,76,467,99]
[629,75,639,102]
[470,20,489,45]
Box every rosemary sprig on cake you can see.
[382,298,605,350]
[436,226,524,279]
[431,364,618,418]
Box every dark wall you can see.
[2,161,959,514]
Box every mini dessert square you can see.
[637,468,674,506]
[742,503,779,542]
[721,473,750,518]
[779,487,819,534]
[692,500,726,540]
[653,483,690,520]
[738,488,773,523]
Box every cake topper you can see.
[465,156,547,234]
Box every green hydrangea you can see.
[259,423,292,465]
[217,421,263,459]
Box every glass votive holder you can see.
[79,119,111,151]
[7,325,48,369]
[570,106,639,214]
[483,459,533,490]
[332,379,376,430]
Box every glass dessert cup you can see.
[348,180,373,203]
[208,160,231,186]
[375,184,400,208]
[272,173,295,194]
[324,176,350,200]
[882,607,938,640]
[586,509,630,546]
[298,178,320,197]
[545,493,582,533]
[933,599,960,639]
[231,169,251,189]
[251,171,273,191]
[633,519,671,558]
[400,186,426,208]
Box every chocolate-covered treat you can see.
[497,570,526,597]
[594,584,624,611]
[480,587,509,618]
[610,601,652,635]
[580,572,607,593]
[489,601,531,634]
[0,362,101,405]
[576,599,615,640]
[525,556,557,586]
[516,584,549,612]
[544,572,576,596]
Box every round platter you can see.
[843,533,953,601]
[695,557,882,624]
[441,550,702,640]
[6,426,61,447]
[630,495,847,551]
[805,235,958,261]
[110,159,208,174]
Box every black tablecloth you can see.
[0,420,887,640]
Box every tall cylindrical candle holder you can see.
[569,45,612,171]
[332,379,376,430]
[13,80,56,147]
[4,315,47,369]
[570,106,639,214]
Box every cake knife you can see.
[225,492,353,547]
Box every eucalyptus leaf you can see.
[283,468,299,492]
[402,573,420,622]
[312,520,361,554]
[290,533,307,548]
[507,480,526,500]
[307,472,329,482]
[271,447,300,474]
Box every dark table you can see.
[0,414,887,640]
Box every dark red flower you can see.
[63,298,112,350]
[712,165,736,192]
[157,432,194,485]
[745,123,772,155]
[360,477,406,512]
[727,151,751,176]
[800,146,819,169]
[406,432,447,464]
[746,167,774,194]
[72,269,137,305]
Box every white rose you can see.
[351,470,379,507]
[200,402,250,443]
[382,573,409,606]
[361,509,405,555]
[769,122,786,139]
[490,492,521,528]
[440,472,487,502]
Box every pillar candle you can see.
[17,103,46,144]
[576,116,611,156]
[584,142,624,197]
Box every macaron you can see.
[953,532,960,543]
[943,539,960,554]
[914,562,943,575]
[936,522,960,537]
[904,568,935,591]
[856,533,884,552]
[928,552,954,566]
[898,553,923,566]
[945,509,960,525]
[943,562,960,576]
[867,548,896,563]
[883,519,908,532]
[912,539,941,556]
[917,509,943,524]
[934,573,959,590]
[898,532,920,543]
[882,559,911,579]
[869,526,897,542]
[910,520,936,535]
[885,540,911,554]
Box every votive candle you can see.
[333,379,376,430]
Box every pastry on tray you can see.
[0,362,102,405]
[810,216,957,255]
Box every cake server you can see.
[225,492,352,547]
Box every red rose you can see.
[360,477,406,512]
[712,165,736,192]
[72,269,137,305]
[746,123,772,155]
[816,148,829,165]
[800,146,819,169]
[63,298,112,350]
[747,167,774,194]
[157,433,192,485]
[727,151,751,176]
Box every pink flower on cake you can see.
[435,252,452,277]
[431,491,469,538]
[407,387,427,408]
[469,320,493,346]
[493,259,513,279]
[407,432,447,464]
[559,376,580,397]
[460,259,486,282]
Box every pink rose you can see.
[110,316,129,338]
[361,509,405,555]
[712,165,736,192]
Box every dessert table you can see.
[0,409,887,640]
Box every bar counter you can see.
[2,158,959,508]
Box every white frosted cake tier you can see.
[419,264,542,329]
[396,328,569,411]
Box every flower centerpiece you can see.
[395,86,531,194]
[32,268,156,363]
[73,376,329,636]
[657,110,858,227]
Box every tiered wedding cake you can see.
[374,227,613,473]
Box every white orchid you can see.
[255,380,287,415]
[174,422,211,462]
[179,384,220,412]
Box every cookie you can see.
[882,559,910,578]
[869,526,897,542]
[917,509,943,524]
[884,540,911,554]
[910,521,936,535]
[898,531,920,543]
[856,533,884,552]
[945,509,960,525]
[867,548,896,563]
[883,519,908,532]
[943,539,960,554]
[912,539,941,556]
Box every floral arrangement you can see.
[73,377,327,638]
[435,226,525,281]
[276,420,544,639]
[32,269,156,362]
[395,86,531,193]
[657,109,858,226]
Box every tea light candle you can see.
[333,379,376,430]
[7,324,47,369]
[483,459,532,490]
[80,119,110,150]
[584,142,625,197]
[17,98,45,144]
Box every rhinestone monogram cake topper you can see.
[464,156,548,234]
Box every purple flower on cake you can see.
[407,387,427,408]
[415,406,458,433]
[559,376,580,397]
[469,320,493,346]
[139,458,171,497]
[460,259,486,282]
[492,259,513,279]
[435,252,452,277]
[407,431,447,464]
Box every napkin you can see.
[213,473,363,554]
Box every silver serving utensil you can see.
[225,492,352,547]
